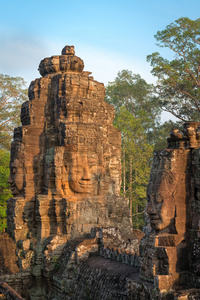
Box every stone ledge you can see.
[0,281,25,300]
[99,245,140,267]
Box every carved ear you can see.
[163,170,177,195]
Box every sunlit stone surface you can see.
[0,47,199,300]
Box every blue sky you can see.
[1,0,200,120]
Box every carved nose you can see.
[147,204,152,214]
[147,202,155,214]
[8,174,13,184]
[82,166,91,180]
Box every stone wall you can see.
[0,281,25,300]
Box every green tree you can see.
[0,74,28,231]
[105,70,163,229]
[0,149,12,232]
[147,17,200,121]
[115,107,154,229]
[0,74,28,150]
[149,120,183,151]
[105,70,161,133]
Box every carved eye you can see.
[90,165,98,174]
[77,166,84,173]
[156,194,162,203]
[12,167,17,174]
[72,167,82,175]
[147,193,151,203]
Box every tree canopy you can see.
[0,74,28,231]
[114,106,154,228]
[147,17,200,121]
[0,149,12,231]
[0,74,28,150]
[105,70,161,124]
[105,70,160,229]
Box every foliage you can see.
[147,17,200,121]
[0,149,12,232]
[105,71,160,229]
[0,74,28,230]
[105,70,161,131]
[0,74,28,150]
[114,107,154,229]
[150,120,183,151]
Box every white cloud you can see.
[0,37,156,87]
[76,45,156,86]
[1,37,177,123]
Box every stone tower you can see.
[0,45,138,298]
[7,46,134,242]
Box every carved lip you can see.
[79,181,93,186]
[10,185,19,196]
[149,215,160,222]
[10,185,16,191]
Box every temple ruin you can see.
[0,46,200,299]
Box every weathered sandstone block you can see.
[140,122,200,296]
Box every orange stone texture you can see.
[140,122,200,297]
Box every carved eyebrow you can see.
[11,163,17,168]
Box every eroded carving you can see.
[66,150,104,195]
[147,169,177,234]
[140,122,200,294]
[8,142,25,197]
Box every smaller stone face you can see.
[147,169,176,233]
[8,142,25,197]
[8,159,24,196]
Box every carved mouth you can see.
[10,185,19,196]
[79,182,93,187]
[10,185,16,191]
[149,215,160,222]
[150,219,160,224]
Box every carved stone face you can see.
[67,152,104,195]
[8,158,24,196]
[147,171,176,232]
